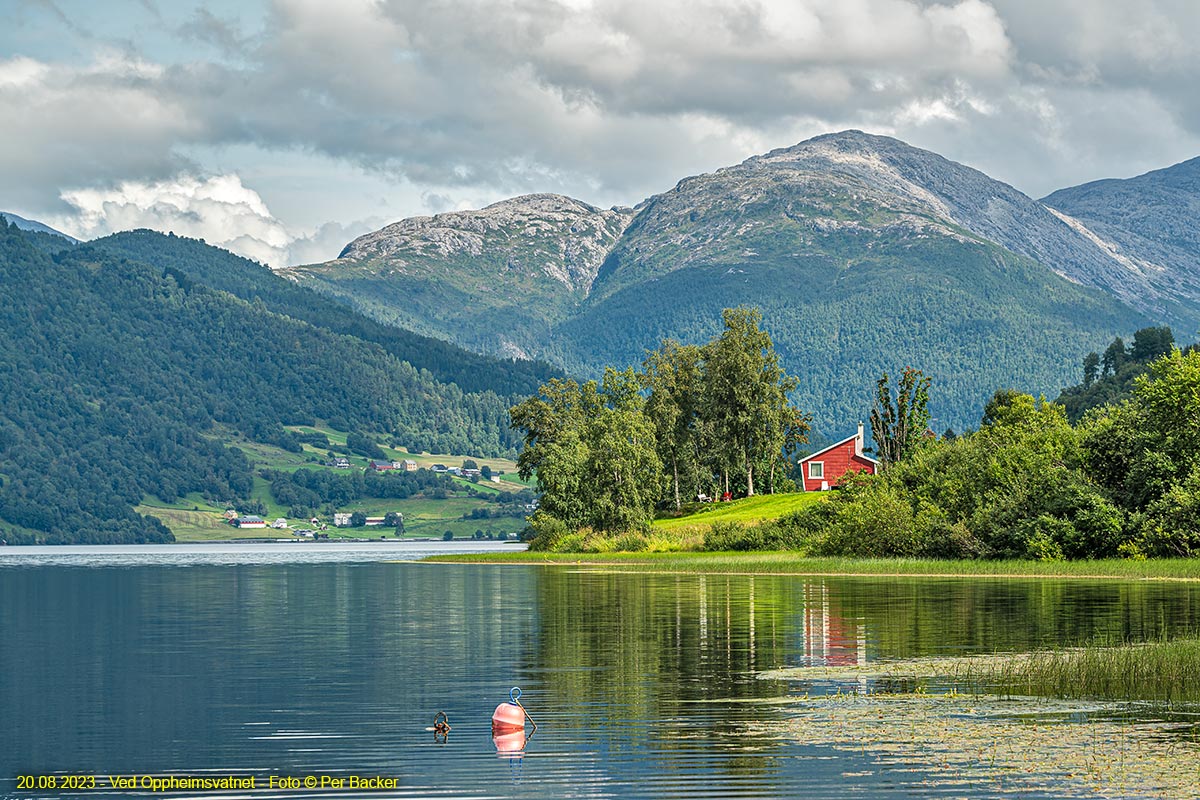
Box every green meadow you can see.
[140,425,529,542]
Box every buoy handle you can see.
[509,686,522,703]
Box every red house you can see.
[798,422,878,491]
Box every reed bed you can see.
[958,638,1200,704]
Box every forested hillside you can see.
[91,230,565,397]
[0,222,527,543]
[553,235,1144,437]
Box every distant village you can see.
[223,457,531,540]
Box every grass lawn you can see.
[653,491,826,531]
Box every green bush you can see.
[703,521,756,551]
[611,532,650,552]
[1136,467,1200,557]
[526,513,571,552]
[811,485,920,557]
[702,518,809,551]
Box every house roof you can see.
[799,434,880,465]
[236,515,265,523]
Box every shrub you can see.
[611,531,650,552]
[526,513,571,552]
[811,485,920,557]
[913,504,986,559]
[704,521,755,551]
[1135,467,1200,557]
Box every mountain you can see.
[0,211,78,243]
[0,221,537,543]
[1043,157,1200,319]
[90,229,565,397]
[284,132,1156,437]
[282,194,632,358]
[592,131,1186,318]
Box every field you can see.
[286,423,532,491]
[652,491,826,531]
[136,495,264,541]
[140,425,531,542]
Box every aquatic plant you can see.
[760,692,1200,798]
[960,638,1200,704]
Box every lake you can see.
[2,546,1198,798]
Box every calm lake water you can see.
[2,546,1199,798]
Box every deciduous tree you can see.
[701,307,801,496]
[869,367,931,466]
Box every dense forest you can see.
[90,230,565,397]
[1055,326,1185,421]
[548,237,1148,440]
[0,222,539,543]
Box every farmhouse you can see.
[328,457,351,469]
[798,423,878,492]
[333,512,353,527]
[368,459,395,472]
[401,459,418,472]
[233,515,267,529]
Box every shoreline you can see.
[421,551,1200,581]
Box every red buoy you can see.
[491,701,525,731]
[493,686,534,733]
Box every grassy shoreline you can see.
[423,551,1200,580]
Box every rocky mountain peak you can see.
[332,192,632,294]
[616,129,1171,314]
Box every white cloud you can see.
[4,0,1200,235]
[53,173,371,266]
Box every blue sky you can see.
[4,0,1200,265]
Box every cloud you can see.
[52,173,376,266]
[4,0,1200,243]
[0,51,199,211]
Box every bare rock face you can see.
[277,194,632,356]
[336,193,632,295]
[288,132,1194,329]
[1043,157,1200,314]
[601,131,1176,317]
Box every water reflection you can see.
[1,561,1197,799]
